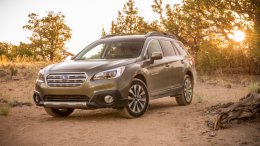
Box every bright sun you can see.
[228,30,245,42]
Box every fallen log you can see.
[206,93,260,130]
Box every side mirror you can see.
[151,52,163,61]
[71,56,76,60]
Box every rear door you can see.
[160,39,184,89]
[171,40,189,85]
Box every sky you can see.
[0,0,182,54]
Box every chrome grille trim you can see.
[46,72,87,87]
[44,102,87,108]
[44,95,90,102]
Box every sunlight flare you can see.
[228,30,245,42]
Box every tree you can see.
[151,0,260,73]
[0,42,18,61]
[17,42,34,59]
[106,0,259,73]
[109,0,160,35]
[23,11,71,61]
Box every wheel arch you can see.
[134,74,147,85]
[185,70,194,86]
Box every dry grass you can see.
[0,62,51,82]
[198,74,260,87]
[248,82,260,93]
[0,107,10,116]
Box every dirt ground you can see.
[0,68,260,146]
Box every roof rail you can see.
[145,31,178,40]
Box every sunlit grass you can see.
[248,82,260,93]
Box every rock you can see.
[200,130,210,135]
[226,84,232,88]
[209,131,216,137]
[206,119,214,128]
[12,76,20,81]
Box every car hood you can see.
[45,59,137,74]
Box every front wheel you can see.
[118,79,149,118]
[44,108,74,117]
[176,75,193,106]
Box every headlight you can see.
[37,69,45,82]
[93,66,125,80]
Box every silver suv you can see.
[33,32,196,118]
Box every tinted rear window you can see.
[160,40,177,56]
[172,41,188,56]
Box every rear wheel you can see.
[118,79,149,118]
[44,108,74,117]
[176,75,193,105]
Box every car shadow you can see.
[44,98,179,122]
[148,98,178,112]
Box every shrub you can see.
[0,107,10,116]
[9,66,18,76]
[8,99,18,107]
[196,41,225,74]
[248,82,260,93]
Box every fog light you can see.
[104,95,114,104]
[40,82,47,88]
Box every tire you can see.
[44,108,74,117]
[176,75,193,106]
[118,78,149,118]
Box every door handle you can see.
[180,60,184,64]
[165,64,170,67]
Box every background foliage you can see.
[0,0,259,74]
[105,0,260,74]
[0,11,71,62]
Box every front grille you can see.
[44,95,89,102]
[46,72,87,87]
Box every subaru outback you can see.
[33,32,196,118]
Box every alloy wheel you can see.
[184,78,192,103]
[128,84,147,113]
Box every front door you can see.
[144,39,171,97]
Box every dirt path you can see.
[0,82,260,146]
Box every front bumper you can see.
[33,90,128,109]
[33,77,130,109]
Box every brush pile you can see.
[206,93,260,130]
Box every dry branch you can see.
[206,93,260,130]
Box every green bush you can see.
[249,82,260,93]
[196,41,225,74]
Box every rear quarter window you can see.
[172,41,189,56]
[160,40,177,56]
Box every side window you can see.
[147,40,163,58]
[172,41,188,56]
[170,41,181,56]
[160,40,177,56]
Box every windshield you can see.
[75,40,144,60]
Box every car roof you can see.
[99,35,145,42]
[100,32,178,42]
